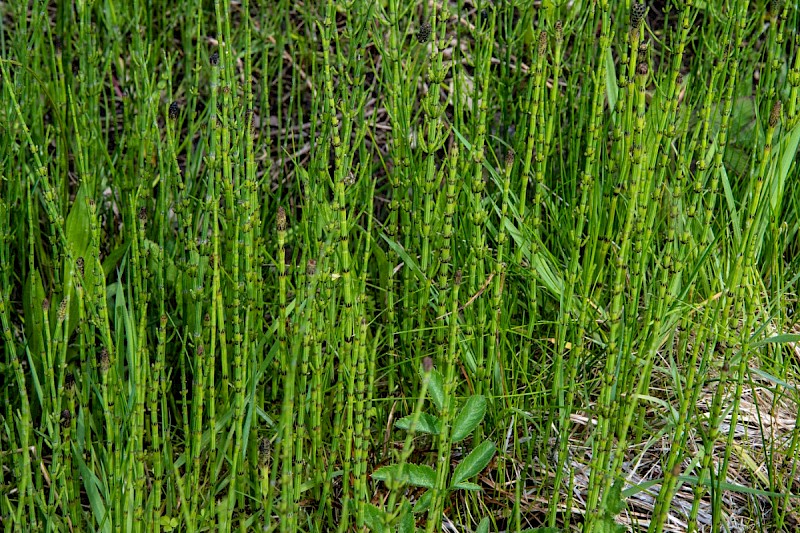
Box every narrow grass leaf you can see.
[605,47,618,123]
[773,121,800,211]
[749,368,797,391]
[24,347,44,411]
[678,475,790,498]
[380,233,427,283]
[719,165,742,244]
[76,447,112,533]
[753,333,800,347]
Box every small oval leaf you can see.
[412,489,433,514]
[451,395,486,442]
[426,368,445,413]
[395,412,441,435]
[371,464,436,489]
[406,464,436,489]
[363,503,390,533]
[398,501,414,533]
[451,440,495,487]
[452,481,482,491]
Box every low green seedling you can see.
[367,366,495,531]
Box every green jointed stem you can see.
[428,270,462,532]
[2,2,799,531]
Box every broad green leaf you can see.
[65,185,91,261]
[363,503,390,533]
[451,395,486,442]
[603,477,626,516]
[404,464,436,489]
[397,500,414,533]
[475,517,490,533]
[451,440,495,487]
[23,269,46,364]
[599,516,626,533]
[412,489,432,514]
[395,412,441,435]
[371,464,436,489]
[426,368,445,413]
[102,242,129,278]
[63,185,98,336]
[159,516,179,531]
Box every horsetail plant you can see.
[3,1,800,532]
